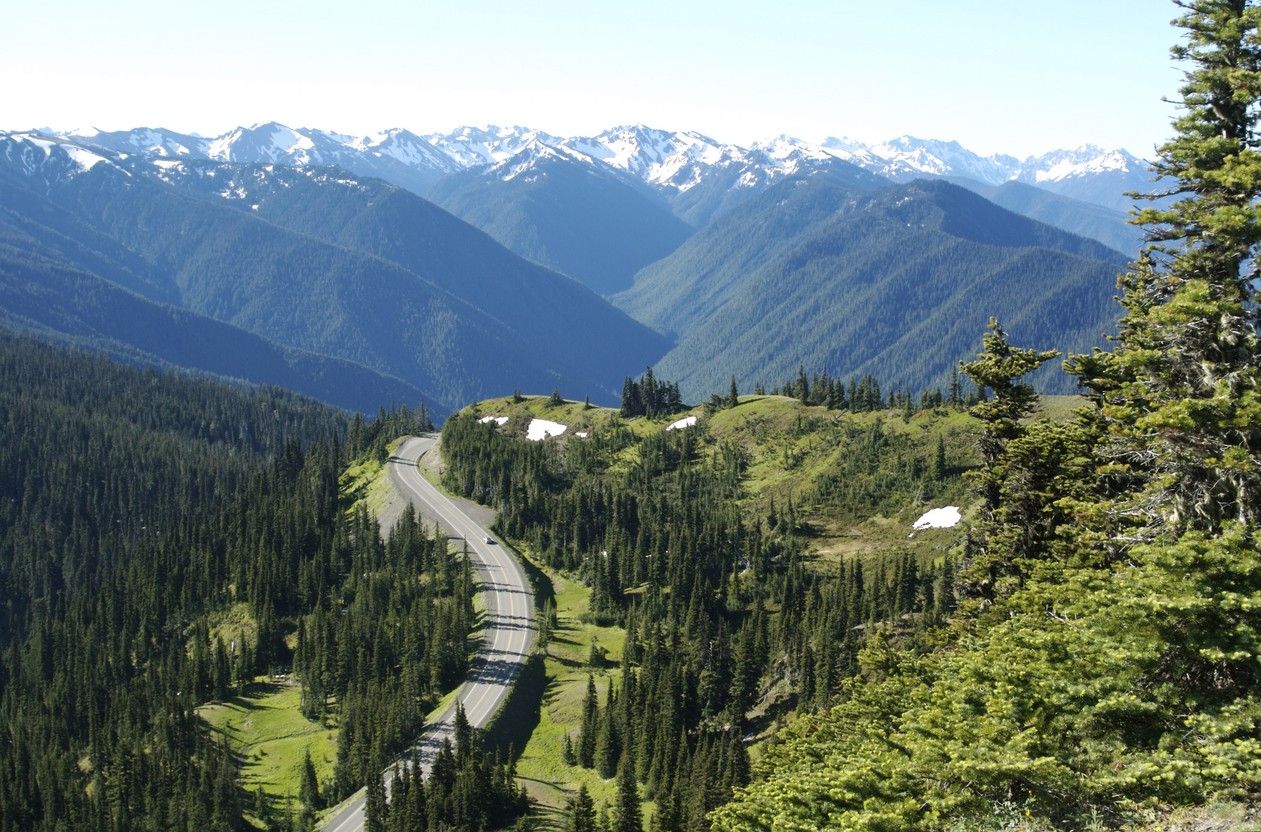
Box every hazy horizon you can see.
[6,0,1183,158]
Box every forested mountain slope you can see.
[0,335,346,831]
[0,336,525,831]
[0,200,430,413]
[427,142,695,296]
[615,175,1126,398]
[0,133,669,412]
[948,176,1143,255]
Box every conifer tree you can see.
[364,754,387,832]
[595,678,619,778]
[298,749,321,810]
[579,674,599,768]
[454,702,473,761]
[1065,0,1261,718]
[1071,0,1261,537]
[568,783,598,832]
[931,434,947,481]
[614,755,643,832]
[958,319,1058,602]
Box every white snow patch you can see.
[912,506,961,530]
[478,415,509,426]
[152,159,184,170]
[666,415,698,431]
[575,431,589,438]
[1032,148,1131,182]
[527,418,567,441]
[62,145,107,171]
[24,136,55,155]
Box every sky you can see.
[3,0,1185,158]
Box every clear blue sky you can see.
[4,0,1184,157]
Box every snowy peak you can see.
[564,124,700,173]
[77,127,209,158]
[351,128,459,176]
[751,134,832,163]
[864,136,1020,184]
[1,131,124,180]
[804,134,1149,190]
[424,125,558,168]
[1021,145,1142,183]
[206,122,326,164]
[488,138,606,182]
[27,121,1151,214]
[562,125,751,193]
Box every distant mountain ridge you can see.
[50,122,1156,214]
[37,122,1156,291]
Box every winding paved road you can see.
[322,434,535,832]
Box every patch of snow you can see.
[575,431,589,438]
[912,506,961,530]
[61,145,108,171]
[666,415,698,431]
[478,415,509,426]
[25,136,55,155]
[152,159,183,170]
[526,418,567,441]
[1029,146,1133,182]
[563,125,749,193]
[425,125,555,168]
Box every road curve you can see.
[321,434,535,832]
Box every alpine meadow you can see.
[1,2,1259,832]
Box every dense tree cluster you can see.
[0,336,348,832]
[771,366,979,413]
[619,367,686,418]
[0,335,504,831]
[364,706,528,832]
[302,506,476,806]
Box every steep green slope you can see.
[615,176,1125,398]
[428,148,695,296]
[0,335,348,831]
[0,218,432,414]
[0,135,670,412]
[950,176,1143,255]
[138,157,672,401]
[0,336,522,832]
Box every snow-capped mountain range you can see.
[36,121,1152,214]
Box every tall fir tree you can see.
[615,754,643,832]
[568,783,598,832]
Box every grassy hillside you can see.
[200,682,338,828]
[442,393,986,826]
[462,393,982,569]
[509,549,633,817]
